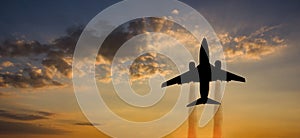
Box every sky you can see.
[0,0,300,137]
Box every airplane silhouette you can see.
[161,38,246,107]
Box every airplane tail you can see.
[187,98,220,107]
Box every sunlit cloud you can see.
[129,52,175,82]
[218,25,287,62]
[171,9,179,15]
[1,61,14,67]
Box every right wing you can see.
[161,70,199,88]
[211,65,246,82]
[225,71,246,82]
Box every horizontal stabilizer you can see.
[206,98,221,104]
[187,98,220,107]
[161,82,167,88]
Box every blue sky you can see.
[0,0,299,42]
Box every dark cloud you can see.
[0,109,54,121]
[0,120,68,135]
[98,17,198,61]
[74,122,101,126]
[0,108,68,135]
[36,111,55,116]
[0,26,83,88]
[42,51,72,78]
[51,25,84,55]
[0,67,63,88]
[0,40,48,57]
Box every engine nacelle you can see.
[189,61,196,71]
[215,60,221,70]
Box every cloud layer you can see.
[0,26,83,88]
[0,108,67,135]
[0,120,68,135]
[0,18,286,88]
[0,109,54,121]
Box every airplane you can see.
[161,38,246,107]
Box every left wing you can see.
[161,70,199,88]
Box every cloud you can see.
[218,25,287,62]
[1,61,14,67]
[42,51,72,79]
[129,52,175,82]
[0,120,68,135]
[218,33,232,44]
[272,36,284,43]
[0,66,63,88]
[0,108,70,135]
[0,17,200,87]
[171,9,179,15]
[0,109,54,121]
[36,111,55,116]
[95,17,200,84]
[0,39,48,57]
[1,17,263,88]
[74,122,101,126]
[0,16,288,89]
[0,26,83,88]
[95,55,112,83]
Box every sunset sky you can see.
[1,0,300,138]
